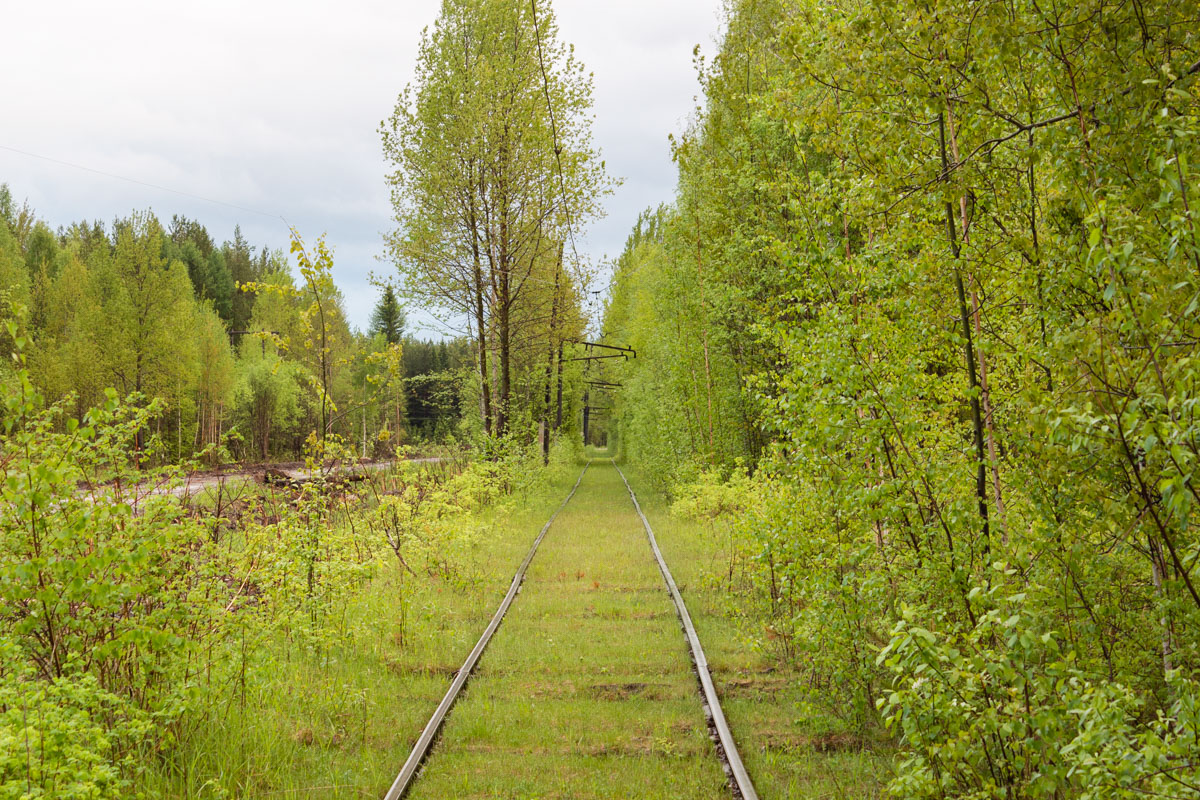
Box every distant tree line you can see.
[0,183,466,462]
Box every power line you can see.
[0,142,290,231]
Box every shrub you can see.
[878,593,1200,799]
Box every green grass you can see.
[623,466,893,798]
[406,462,727,799]
[145,458,889,798]
[141,467,582,799]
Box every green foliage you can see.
[24,223,58,284]
[879,600,1200,800]
[27,248,101,418]
[83,214,197,415]
[367,456,533,595]
[0,316,542,794]
[171,238,234,324]
[231,343,303,459]
[0,184,13,228]
[401,336,468,442]
[223,226,264,333]
[0,340,227,793]
[606,208,757,483]
[0,646,148,800]
[0,222,29,367]
[1,190,414,464]
[194,303,236,455]
[609,0,1200,795]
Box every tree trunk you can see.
[496,199,511,438]
[555,340,565,430]
[469,189,493,438]
[695,212,716,454]
[134,352,145,465]
[972,287,1007,542]
[542,245,563,464]
[945,103,1007,544]
[498,294,510,437]
[940,109,991,557]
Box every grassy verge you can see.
[406,462,728,799]
[141,464,582,799]
[622,466,893,798]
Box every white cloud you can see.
[0,0,723,335]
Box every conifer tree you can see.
[225,226,260,332]
[370,285,405,345]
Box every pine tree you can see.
[225,226,260,332]
[370,285,405,345]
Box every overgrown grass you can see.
[139,463,581,798]
[621,465,892,798]
[140,455,888,798]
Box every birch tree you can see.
[382,0,610,439]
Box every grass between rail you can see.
[405,460,728,799]
[621,465,892,798]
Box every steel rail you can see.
[614,462,760,800]
[382,462,592,800]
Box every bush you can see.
[0,641,150,800]
[878,592,1200,799]
[0,345,236,793]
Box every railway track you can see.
[383,460,759,800]
[382,462,591,800]
[615,462,759,800]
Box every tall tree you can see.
[170,238,234,324]
[0,216,29,309]
[29,248,102,419]
[243,233,357,451]
[0,217,30,369]
[224,225,260,332]
[193,303,236,453]
[382,0,610,439]
[90,213,197,457]
[0,184,13,230]
[24,222,59,284]
[233,265,304,459]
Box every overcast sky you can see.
[0,0,725,336]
